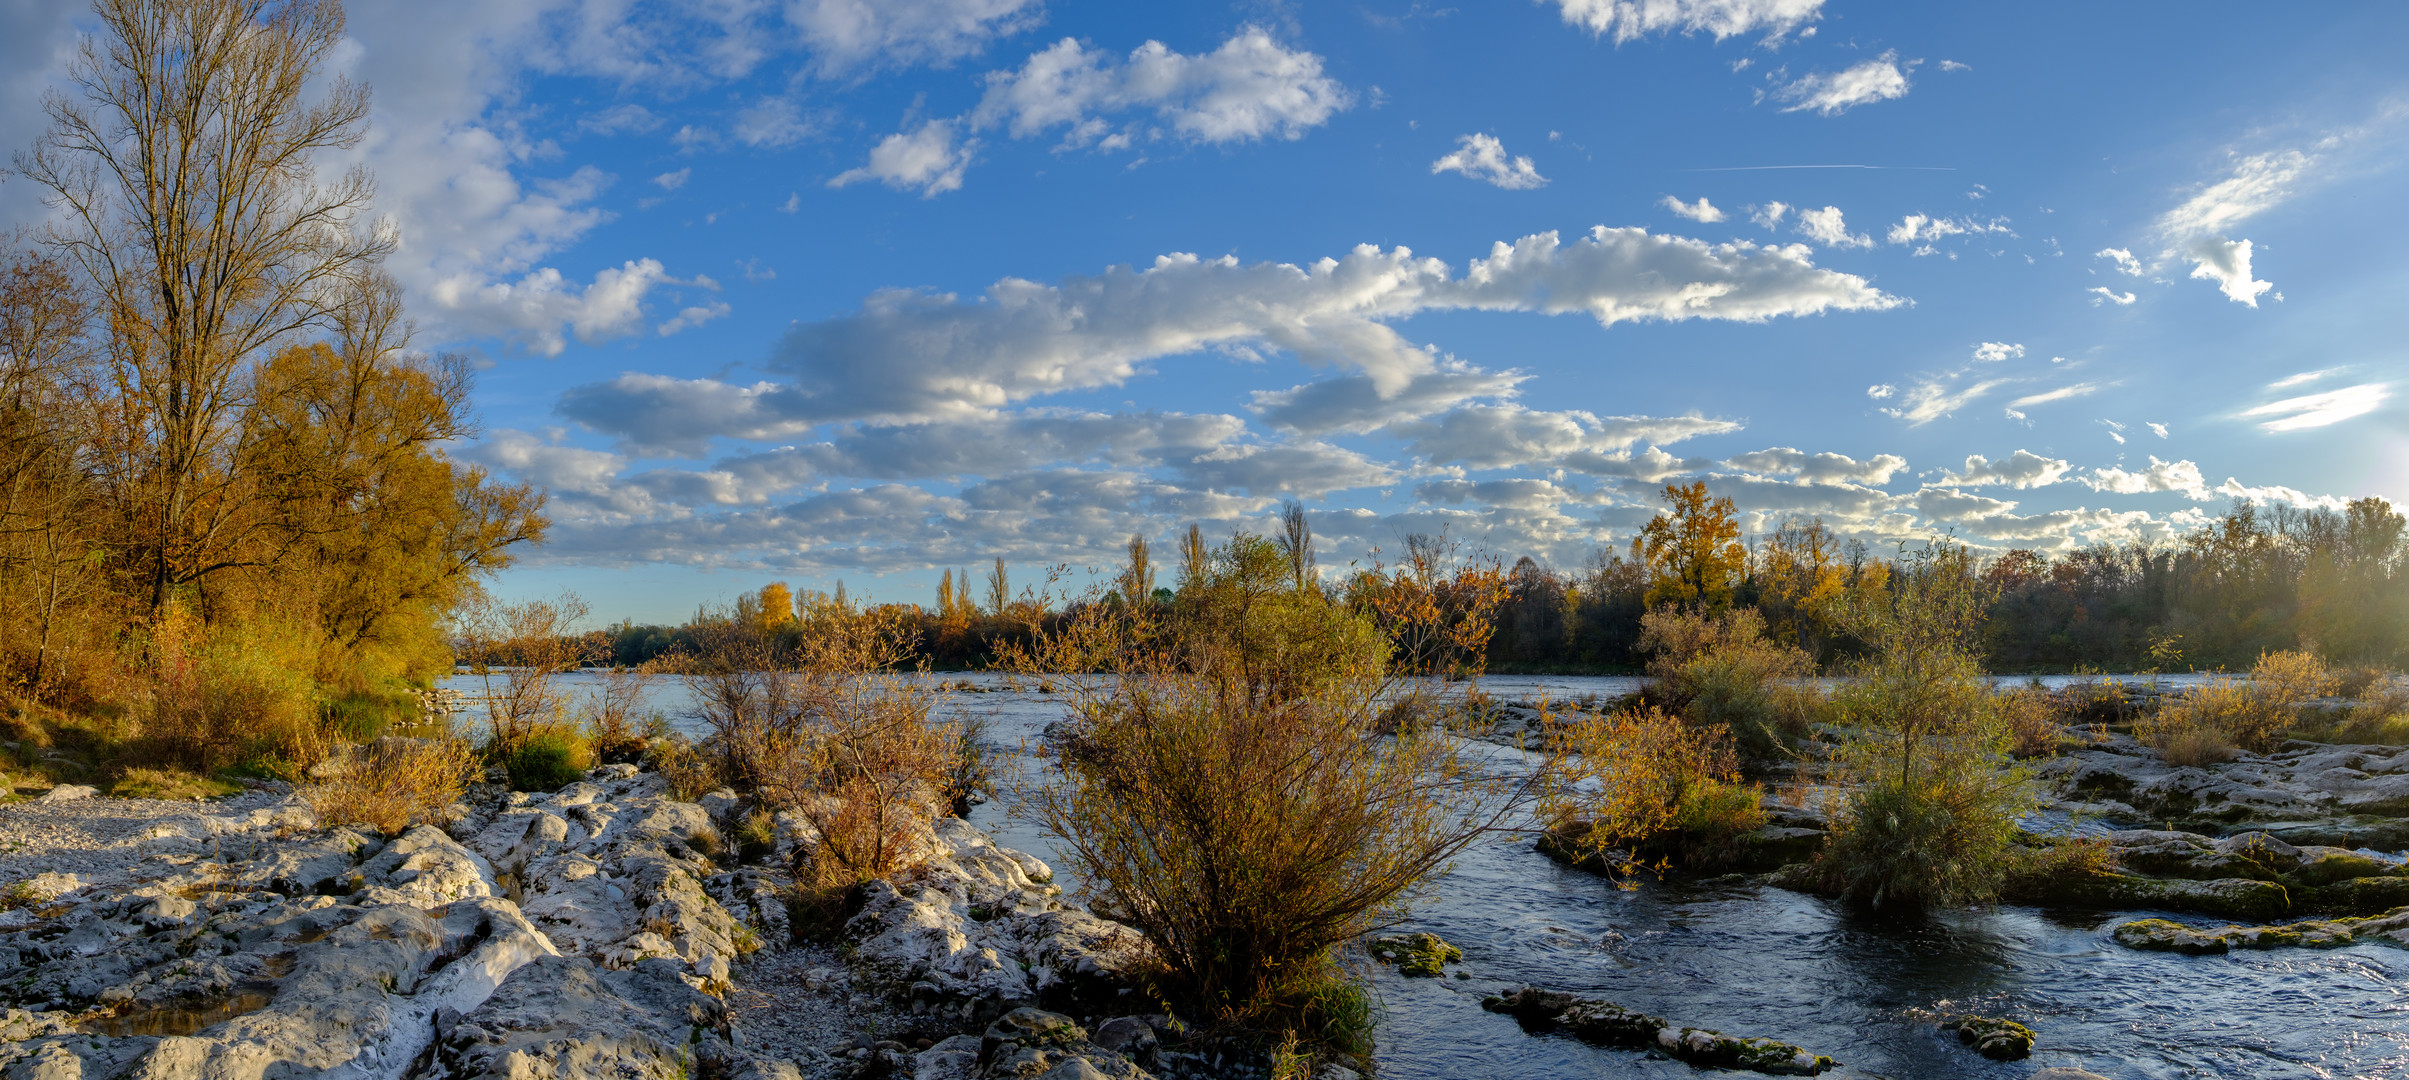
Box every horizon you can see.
[7,0,2402,625]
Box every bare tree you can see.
[1277,499,1315,593]
[17,0,393,613]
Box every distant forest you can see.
[596,489,2409,676]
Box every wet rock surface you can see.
[1367,933,1461,977]
[1482,987,1834,1076]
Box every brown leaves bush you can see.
[2138,650,2334,760]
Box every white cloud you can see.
[2005,383,2094,408]
[2147,422,2169,439]
[829,119,976,197]
[561,225,1898,447]
[1547,0,1825,43]
[732,97,819,148]
[581,104,664,136]
[2184,236,2273,306]
[2241,384,2390,432]
[1432,134,1549,190]
[1865,383,1895,400]
[1972,341,2025,363]
[1725,447,1906,485]
[658,299,733,336]
[1252,363,1527,435]
[1886,214,2014,247]
[653,168,692,190]
[1178,442,1398,498]
[2270,369,2335,389]
[428,258,681,358]
[1938,59,1970,72]
[1882,376,2013,425]
[1794,205,1871,248]
[1771,51,1915,116]
[2160,149,2311,240]
[2151,148,2316,306]
[788,0,1045,77]
[971,28,1350,149]
[2096,247,2144,276]
[1940,450,2072,489]
[1392,405,1738,468]
[2088,287,2137,306]
[1751,201,1790,229]
[1661,195,1726,223]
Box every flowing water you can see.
[441,670,2409,1079]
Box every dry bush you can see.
[690,606,957,894]
[2139,650,2336,759]
[110,766,239,800]
[1995,689,2063,758]
[301,736,477,836]
[1540,705,1765,877]
[578,662,661,762]
[1016,532,1524,1046]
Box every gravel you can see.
[0,784,290,897]
[727,943,915,1078]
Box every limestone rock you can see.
[33,785,95,803]
[431,954,781,1079]
[1483,987,1832,1075]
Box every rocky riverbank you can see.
[0,764,1182,1079]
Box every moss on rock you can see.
[2111,905,2409,954]
[1482,987,1832,1076]
[1368,932,1461,977]
[1946,1017,2035,1060]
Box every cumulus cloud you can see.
[1661,195,1726,223]
[1252,363,1527,435]
[789,0,1045,77]
[1794,206,1871,248]
[829,119,976,197]
[2078,457,2344,506]
[431,259,684,358]
[1751,202,1790,229]
[1547,0,1825,43]
[1177,442,1398,498]
[2089,287,2137,306]
[970,28,1350,148]
[2241,384,2390,432]
[1724,447,1906,485]
[1432,134,1548,190]
[1865,384,1894,400]
[1771,51,1915,116]
[1391,405,1739,469]
[1940,450,2071,489]
[562,225,1898,448]
[2184,236,2273,306]
[653,168,691,190]
[1972,341,2024,363]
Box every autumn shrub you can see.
[1017,533,1521,1053]
[301,735,477,835]
[1638,606,1818,760]
[497,721,593,791]
[2138,649,2336,759]
[2001,834,2120,902]
[642,727,722,801]
[1540,706,1765,876]
[1995,688,2064,758]
[1817,540,2029,910]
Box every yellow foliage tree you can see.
[1635,481,1746,609]
[758,582,795,636]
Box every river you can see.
[439,670,2409,1079]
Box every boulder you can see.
[430,954,791,1079]
[34,785,95,803]
[1367,933,1460,977]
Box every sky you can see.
[4,0,2405,624]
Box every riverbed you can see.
[440,670,2409,1079]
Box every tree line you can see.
[599,483,2408,677]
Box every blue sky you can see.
[5,0,2404,623]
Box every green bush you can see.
[1817,765,2022,908]
[499,724,593,791]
